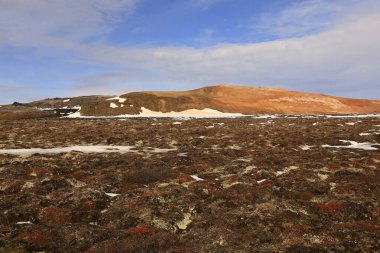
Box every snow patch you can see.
[64,106,82,118]
[257,179,267,184]
[0,146,176,156]
[16,221,33,225]
[107,96,127,103]
[345,121,360,126]
[299,145,313,150]
[63,99,70,102]
[322,140,379,151]
[105,193,120,198]
[137,107,244,118]
[110,103,118,108]
[190,175,205,181]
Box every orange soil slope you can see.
[121,85,380,114]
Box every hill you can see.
[1,85,380,119]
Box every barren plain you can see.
[0,116,380,252]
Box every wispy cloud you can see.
[0,0,139,48]
[252,0,362,39]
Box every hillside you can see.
[1,85,380,119]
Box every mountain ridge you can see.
[1,85,380,119]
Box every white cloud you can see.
[0,0,139,48]
[252,0,370,38]
[77,9,380,99]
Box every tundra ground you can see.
[0,117,379,252]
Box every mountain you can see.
[1,85,380,119]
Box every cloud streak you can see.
[252,0,360,39]
[0,0,139,48]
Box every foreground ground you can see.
[0,116,379,252]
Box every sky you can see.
[1,0,380,104]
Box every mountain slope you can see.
[1,85,380,118]
[118,85,380,115]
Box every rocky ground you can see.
[0,116,379,252]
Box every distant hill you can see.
[2,85,380,119]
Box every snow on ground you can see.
[137,107,244,118]
[110,103,118,108]
[359,133,371,136]
[66,107,81,118]
[345,121,361,126]
[257,179,267,184]
[0,146,176,156]
[106,96,127,103]
[16,221,33,225]
[299,145,313,150]
[325,114,380,118]
[64,106,380,119]
[65,107,244,118]
[190,175,205,181]
[322,140,379,151]
[63,99,70,103]
[105,193,120,198]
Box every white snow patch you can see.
[0,146,176,156]
[63,99,70,103]
[138,107,244,118]
[64,106,82,118]
[110,103,118,108]
[105,193,120,198]
[257,179,267,184]
[325,114,380,118]
[299,145,313,150]
[322,140,379,151]
[16,221,33,225]
[107,96,127,103]
[190,175,205,181]
[345,121,361,125]
[359,133,371,136]
[173,122,182,125]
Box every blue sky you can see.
[1,0,380,104]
